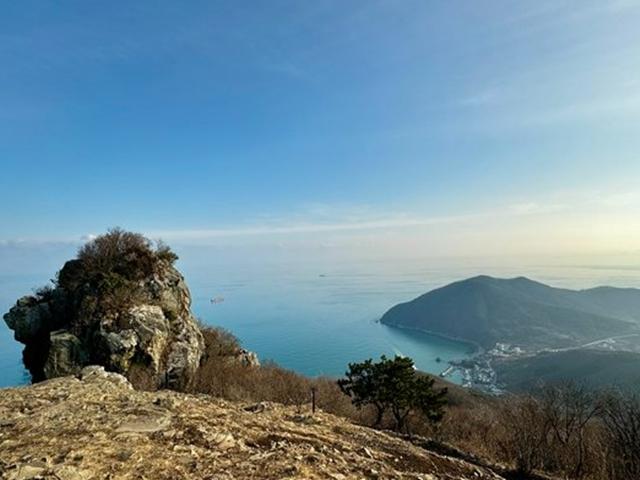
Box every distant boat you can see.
[210,296,225,304]
[319,274,327,278]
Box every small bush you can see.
[200,325,242,358]
[73,227,177,283]
[33,284,55,302]
[155,240,179,264]
[53,228,179,328]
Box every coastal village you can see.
[441,343,525,395]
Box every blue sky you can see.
[1,1,640,259]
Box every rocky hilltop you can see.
[3,229,205,391]
[0,367,506,480]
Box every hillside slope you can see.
[380,276,640,350]
[0,366,507,480]
[494,349,640,392]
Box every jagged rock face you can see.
[44,330,88,378]
[237,349,260,367]
[3,261,204,391]
[0,369,507,480]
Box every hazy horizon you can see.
[3,247,640,389]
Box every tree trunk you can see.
[373,404,385,427]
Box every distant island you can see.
[380,275,640,351]
[380,275,640,392]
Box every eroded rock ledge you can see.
[0,368,505,480]
[3,240,205,391]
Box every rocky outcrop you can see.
[3,260,204,391]
[237,348,260,367]
[0,369,507,479]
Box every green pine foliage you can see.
[338,355,447,433]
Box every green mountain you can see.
[494,349,640,392]
[380,276,640,350]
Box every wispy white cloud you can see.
[2,191,638,260]
[451,0,640,134]
[507,202,567,215]
[146,213,479,241]
[458,89,500,107]
[604,0,640,13]
[594,191,640,208]
[458,87,640,134]
[146,196,592,242]
[516,93,640,128]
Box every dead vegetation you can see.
[0,368,505,480]
[37,228,181,334]
[190,328,640,480]
[437,383,640,480]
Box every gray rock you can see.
[97,329,138,372]
[116,414,171,433]
[44,330,88,378]
[5,464,46,480]
[3,261,204,391]
[79,365,132,389]
[3,297,52,343]
[237,349,260,367]
[126,305,169,371]
[52,465,91,480]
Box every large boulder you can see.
[3,230,205,391]
[44,330,88,378]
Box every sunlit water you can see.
[2,252,639,388]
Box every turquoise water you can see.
[2,251,639,388]
[189,266,476,381]
[0,274,43,387]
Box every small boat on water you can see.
[210,296,225,304]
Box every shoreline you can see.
[379,320,484,356]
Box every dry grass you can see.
[188,325,640,480]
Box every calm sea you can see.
[2,252,639,388]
